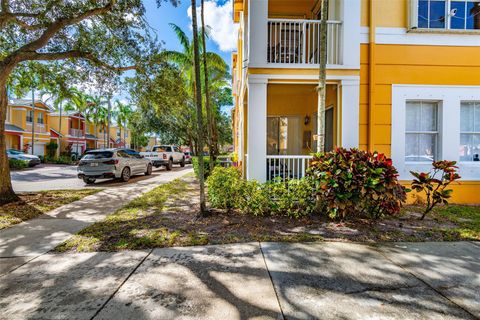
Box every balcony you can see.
[267,19,342,66]
[69,128,84,137]
[25,123,47,133]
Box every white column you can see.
[340,0,360,68]
[247,77,268,182]
[19,135,24,150]
[341,78,360,148]
[248,0,268,67]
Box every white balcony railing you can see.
[267,19,342,65]
[266,155,313,181]
[69,128,84,137]
[26,123,47,133]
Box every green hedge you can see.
[9,158,28,170]
[192,156,219,179]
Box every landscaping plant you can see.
[193,156,219,179]
[206,167,242,209]
[307,148,406,219]
[266,178,316,218]
[9,159,28,170]
[410,160,461,220]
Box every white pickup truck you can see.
[140,145,186,170]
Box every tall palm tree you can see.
[67,88,89,156]
[190,0,206,214]
[114,100,133,147]
[85,95,107,149]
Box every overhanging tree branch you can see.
[20,50,137,72]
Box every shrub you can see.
[206,167,242,209]
[46,141,58,158]
[55,155,74,165]
[235,180,271,216]
[307,148,406,220]
[410,160,460,220]
[192,156,219,179]
[266,178,316,218]
[9,158,28,170]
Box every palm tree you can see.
[317,0,329,153]
[85,95,107,149]
[114,100,133,148]
[67,88,89,156]
[190,0,206,214]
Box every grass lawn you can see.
[55,175,480,253]
[0,189,102,230]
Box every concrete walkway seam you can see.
[90,249,154,320]
[259,242,286,320]
[373,246,480,320]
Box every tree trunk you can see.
[200,0,215,170]
[0,68,20,205]
[316,0,328,153]
[191,0,207,214]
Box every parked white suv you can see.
[78,149,152,184]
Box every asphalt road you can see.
[10,163,191,192]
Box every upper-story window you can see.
[26,110,33,123]
[460,101,480,161]
[37,112,44,124]
[417,0,480,30]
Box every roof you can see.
[50,128,63,138]
[5,124,25,132]
[49,111,85,118]
[9,98,53,111]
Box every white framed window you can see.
[405,101,439,162]
[413,0,480,30]
[392,85,480,181]
[26,110,33,123]
[460,101,480,161]
[37,112,44,124]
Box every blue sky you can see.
[143,0,234,66]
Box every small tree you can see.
[410,160,461,220]
[46,141,58,158]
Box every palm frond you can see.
[169,23,191,54]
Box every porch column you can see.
[246,77,267,182]
[341,78,360,148]
[247,0,268,67]
[19,135,23,150]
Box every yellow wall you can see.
[268,0,316,18]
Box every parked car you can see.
[184,151,192,164]
[140,145,185,170]
[7,149,41,167]
[77,148,152,185]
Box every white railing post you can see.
[302,21,307,63]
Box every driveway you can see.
[10,164,188,192]
[0,242,478,319]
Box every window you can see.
[416,0,480,30]
[117,129,121,137]
[460,102,480,161]
[267,116,302,155]
[405,101,439,162]
[37,112,44,124]
[26,110,33,123]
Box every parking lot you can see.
[10,164,189,192]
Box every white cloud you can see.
[188,0,239,52]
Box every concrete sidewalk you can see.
[0,241,478,319]
[0,167,192,258]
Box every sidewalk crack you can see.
[90,249,154,320]
[259,242,285,320]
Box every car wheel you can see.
[121,167,131,182]
[180,157,185,167]
[165,159,173,171]
[83,177,96,185]
[145,164,152,176]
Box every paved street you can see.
[0,167,192,258]
[10,164,183,192]
[0,241,478,320]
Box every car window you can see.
[116,150,130,158]
[160,146,172,152]
[152,146,165,152]
[125,149,142,158]
[82,151,113,159]
[7,149,22,155]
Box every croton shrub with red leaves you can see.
[410,160,461,220]
[306,148,407,220]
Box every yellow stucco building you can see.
[231,0,480,203]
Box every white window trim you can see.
[392,84,480,181]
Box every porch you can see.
[242,81,359,182]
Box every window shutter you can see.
[409,0,419,30]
